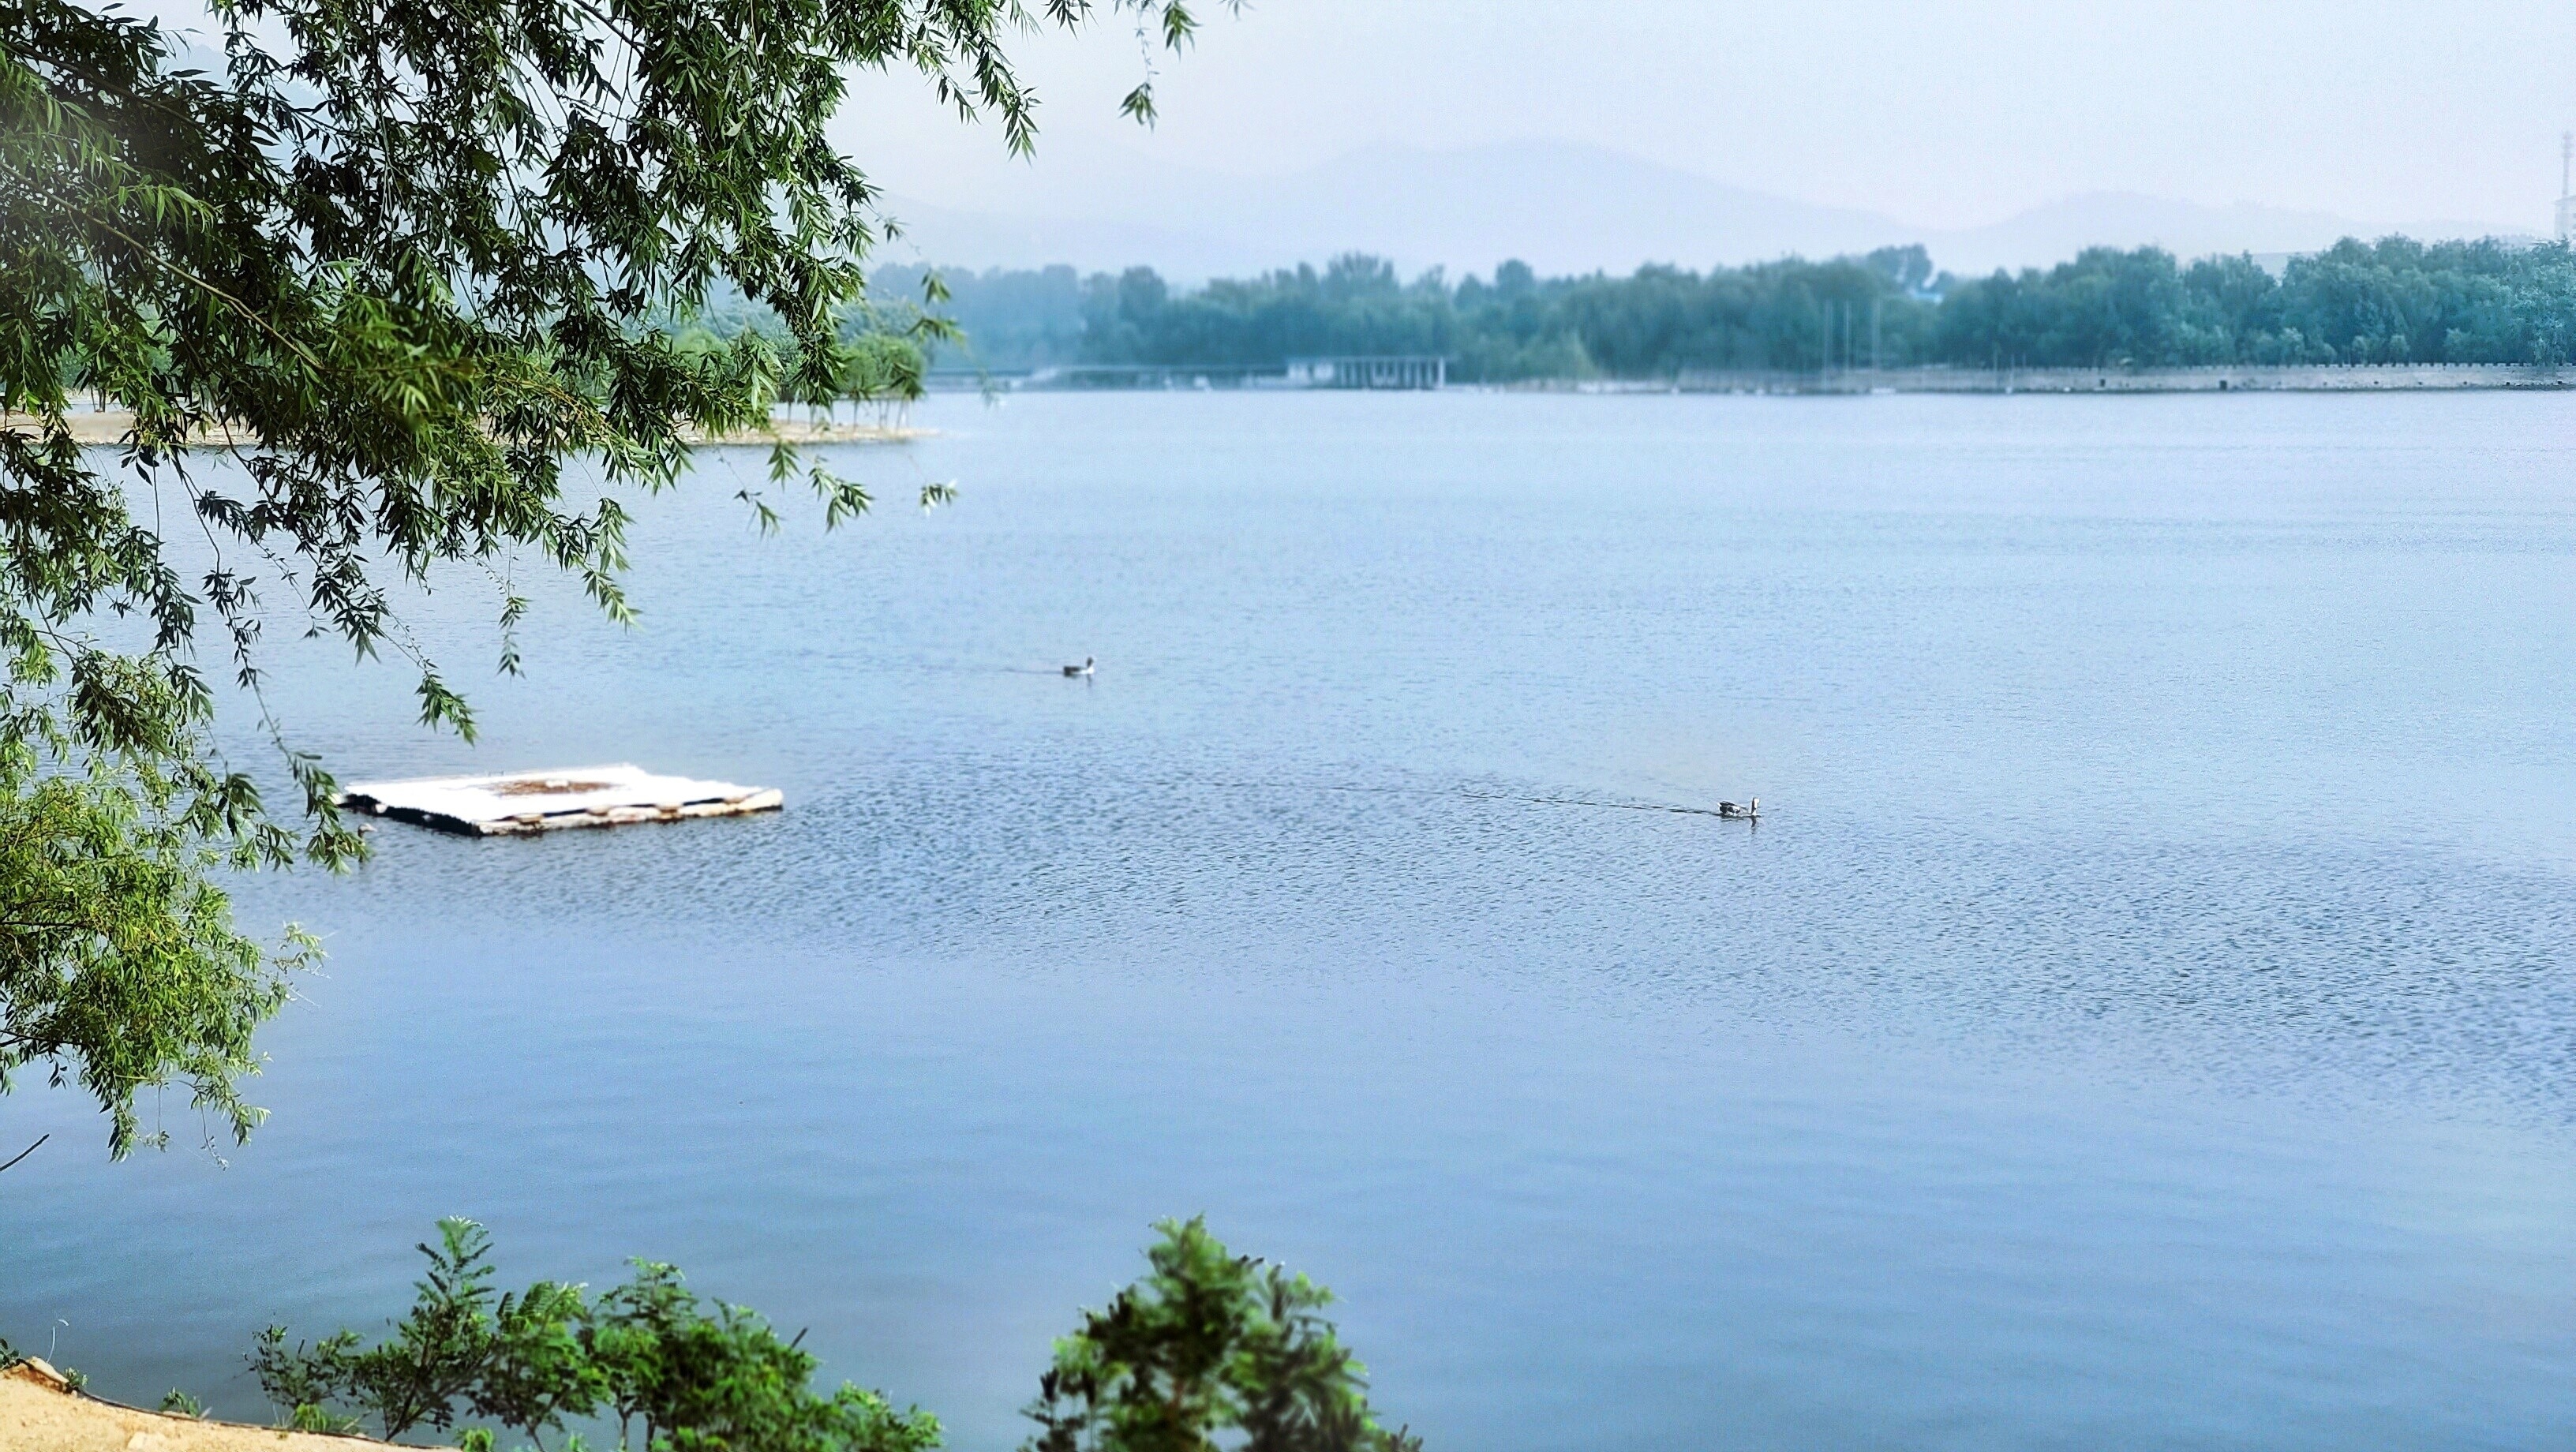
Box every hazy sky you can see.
[841,0,2576,232]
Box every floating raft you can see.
[339,763,783,837]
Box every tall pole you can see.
[2562,133,2574,243]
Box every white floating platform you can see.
[339,763,783,837]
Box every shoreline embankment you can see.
[1548,362,2576,395]
[931,361,2576,395]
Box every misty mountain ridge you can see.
[876,138,2534,283]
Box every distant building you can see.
[1285,356,1447,390]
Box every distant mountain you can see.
[884,140,1911,280]
[876,140,2532,283]
[1185,140,1914,276]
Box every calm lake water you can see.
[5,391,2574,1449]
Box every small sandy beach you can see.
[1,1361,410,1451]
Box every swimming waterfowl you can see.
[1063,656,1095,677]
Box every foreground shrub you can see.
[251,1218,937,1452]
[248,1217,1413,1452]
[1022,1218,1418,1452]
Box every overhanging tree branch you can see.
[0,0,1222,1157]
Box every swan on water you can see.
[1063,656,1095,677]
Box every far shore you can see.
[945,360,2576,395]
[1552,361,2576,396]
[19,410,928,448]
[25,362,2576,440]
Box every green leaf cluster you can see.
[1025,234,2576,379]
[0,745,311,1156]
[1022,1217,1419,1452]
[1939,237,2576,368]
[243,1217,1416,1452]
[158,1387,207,1417]
[1073,250,1937,380]
[253,1218,942,1452]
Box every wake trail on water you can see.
[1169,777,1745,820]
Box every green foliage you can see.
[0,751,313,1156]
[1071,249,1935,380]
[1019,235,2576,380]
[253,1218,941,1452]
[781,331,928,427]
[253,1218,602,1442]
[0,0,1210,1157]
[1022,1218,1417,1452]
[157,1387,204,1417]
[242,1218,1415,1452]
[841,335,929,410]
[1080,256,1464,372]
[582,1262,937,1452]
[870,265,1090,371]
[286,1402,366,1435]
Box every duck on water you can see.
[1716,796,1758,819]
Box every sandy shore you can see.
[21,410,927,447]
[1,1360,407,1451]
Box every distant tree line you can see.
[902,238,2576,379]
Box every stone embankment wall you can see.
[1627,364,2576,395]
